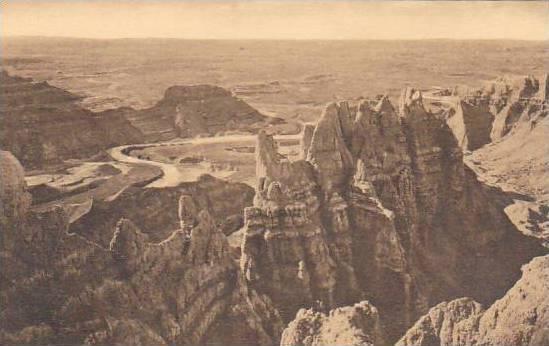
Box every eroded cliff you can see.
[241,89,546,343]
[0,151,283,346]
[397,254,549,346]
[0,71,144,169]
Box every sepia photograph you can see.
[0,1,548,345]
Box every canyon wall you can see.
[0,71,144,169]
[0,71,284,169]
[241,89,546,342]
[0,150,283,346]
[397,254,549,346]
[68,174,255,246]
[444,74,548,152]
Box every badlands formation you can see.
[1,74,548,346]
[0,70,283,169]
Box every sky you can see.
[1,1,548,40]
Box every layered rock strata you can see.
[0,71,283,169]
[397,254,549,346]
[445,99,494,151]
[241,88,546,342]
[0,71,143,169]
[445,74,548,146]
[0,151,283,346]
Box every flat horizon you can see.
[2,35,547,42]
[2,1,548,41]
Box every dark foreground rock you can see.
[397,254,549,346]
[0,150,283,346]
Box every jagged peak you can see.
[355,100,376,125]
[178,194,198,231]
[109,218,149,266]
[307,102,354,193]
[374,94,395,115]
[398,87,425,117]
[190,209,219,240]
[300,124,315,159]
[197,209,216,230]
[255,130,282,183]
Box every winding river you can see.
[108,134,302,188]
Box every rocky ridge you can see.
[0,150,283,346]
[0,71,144,169]
[444,74,548,151]
[0,71,284,169]
[397,254,549,346]
[241,88,546,343]
[449,74,549,243]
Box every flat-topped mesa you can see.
[306,102,354,195]
[163,85,232,102]
[452,74,549,142]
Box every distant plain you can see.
[2,37,547,123]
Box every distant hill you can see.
[0,70,144,169]
[0,71,284,169]
[125,84,284,142]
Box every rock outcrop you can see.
[397,254,549,346]
[128,84,281,141]
[0,71,144,169]
[280,301,386,346]
[0,150,32,225]
[68,174,255,246]
[441,74,547,152]
[241,88,546,343]
[0,71,284,169]
[445,99,494,151]
[0,151,283,346]
[460,74,549,243]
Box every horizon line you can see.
[3,35,547,42]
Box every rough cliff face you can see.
[280,301,386,346]
[445,74,547,147]
[241,89,546,342]
[397,254,549,346]
[457,74,549,243]
[68,174,255,246]
[0,152,283,346]
[445,99,494,151]
[128,85,281,141]
[0,71,284,169]
[0,71,144,169]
